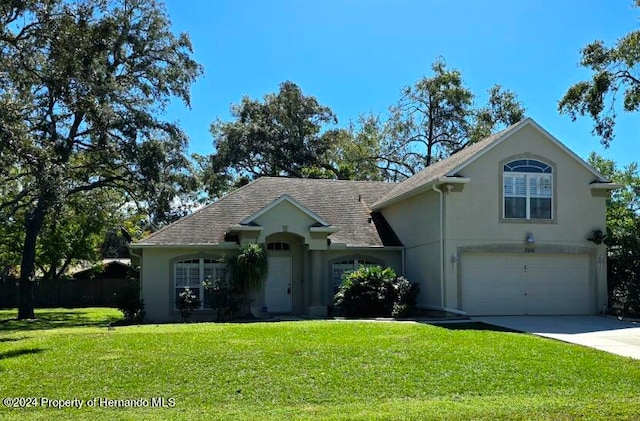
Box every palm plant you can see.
[224,242,268,318]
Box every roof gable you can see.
[372,118,611,210]
[240,194,332,227]
[445,118,608,180]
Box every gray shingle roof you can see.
[135,177,402,247]
[371,119,526,209]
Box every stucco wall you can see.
[380,188,442,306]
[140,245,402,321]
[381,192,441,248]
[445,124,606,244]
[404,244,441,307]
[140,247,234,323]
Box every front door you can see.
[266,256,292,313]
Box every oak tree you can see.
[205,81,338,196]
[559,1,640,147]
[0,0,202,319]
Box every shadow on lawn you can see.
[429,321,522,333]
[0,348,45,360]
[0,337,26,343]
[0,309,121,332]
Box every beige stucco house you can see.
[132,118,618,322]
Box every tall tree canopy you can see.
[385,58,525,178]
[0,0,202,319]
[204,81,338,197]
[559,1,640,147]
[301,114,387,181]
[205,72,525,194]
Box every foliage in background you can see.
[588,153,640,316]
[559,1,640,147]
[300,115,387,181]
[114,281,145,324]
[0,0,202,319]
[204,59,525,194]
[384,58,525,179]
[334,265,419,318]
[203,81,338,197]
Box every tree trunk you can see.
[17,199,49,320]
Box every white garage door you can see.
[460,253,591,315]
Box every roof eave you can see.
[309,226,340,233]
[371,177,470,210]
[445,118,608,181]
[590,182,624,190]
[329,244,405,250]
[228,225,264,232]
[130,243,230,249]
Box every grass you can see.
[0,308,122,332]
[0,309,639,420]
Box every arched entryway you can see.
[263,233,304,314]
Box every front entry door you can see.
[266,256,292,313]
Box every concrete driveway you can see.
[473,315,640,359]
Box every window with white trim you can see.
[503,159,553,220]
[267,242,290,251]
[174,258,226,309]
[332,259,378,293]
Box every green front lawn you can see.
[1,308,639,420]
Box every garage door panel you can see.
[461,253,591,316]
[526,254,590,315]
[461,254,524,315]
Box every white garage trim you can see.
[459,252,594,316]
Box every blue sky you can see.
[163,0,639,169]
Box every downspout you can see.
[128,246,142,271]
[432,185,445,308]
[128,246,143,295]
[401,247,406,277]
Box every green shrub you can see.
[391,276,420,318]
[334,266,419,318]
[176,287,201,322]
[114,283,145,323]
[204,277,244,321]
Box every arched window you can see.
[503,159,553,220]
[174,258,226,309]
[332,258,378,293]
[267,242,290,251]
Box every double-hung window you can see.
[332,259,378,293]
[174,258,226,309]
[503,159,553,220]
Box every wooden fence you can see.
[0,277,139,309]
